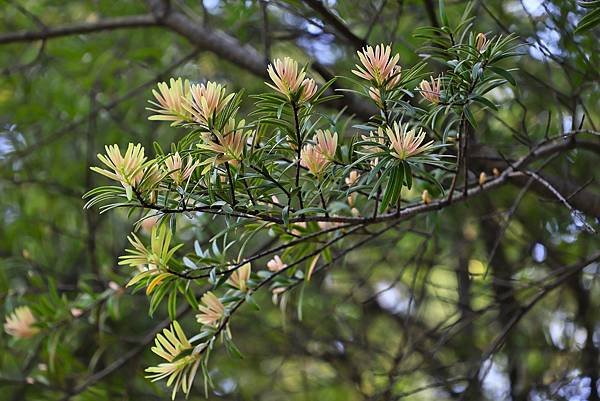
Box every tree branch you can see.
[146,0,267,77]
[469,133,600,218]
[0,15,158,44]
[301,0,366,48]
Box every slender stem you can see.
[381,93,390,126]
[447,116,465,203]
[240,164,256,206]
[240,179,255,206]
[225,162,236,206]
[373,87,390,217]
[318,185,329,217]
[373,183,381,217]
[291,102,305,210]
[458,58,487,196]
[251,164,290,198]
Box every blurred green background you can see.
[1,1,599,400]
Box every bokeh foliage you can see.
[1,1,599,400]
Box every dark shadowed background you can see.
[1,1,599,400]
